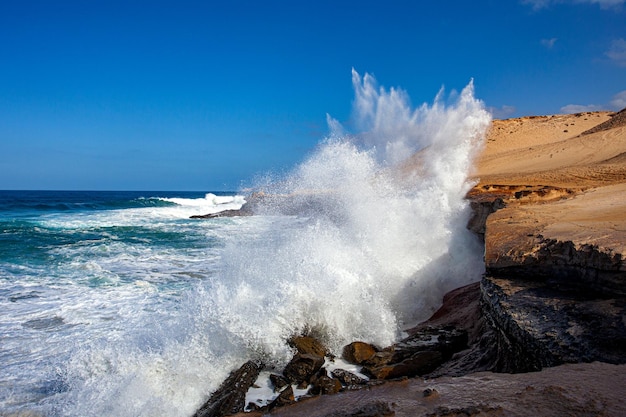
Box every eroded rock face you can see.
[483,187,626,297]
[486,229,626,294]
[480,275,626,372]
[467,198,505,240]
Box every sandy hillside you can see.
[472,110,626,188]
[470,108,626,262]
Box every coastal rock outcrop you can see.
[481,275,626,371]
[193,361,262,417]
[194,110,626,416]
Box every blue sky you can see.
[1,0,625,191]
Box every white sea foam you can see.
[208,70,491,358]
[37,72,491,417]
[37,194,246,230]
[161,193,246,211]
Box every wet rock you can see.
[268,385,295,410]
[330,369,368,386]
[283,353,325,385]
[342,342,377,364]
[310,375,343,395]
[269,374,289,392]
[289,335,329,357]
[365,351,443,380]
[426,404,503,417]
[322,401,395,417]
[193,360,261,417]
[256,362,626,417]
[362,350,394,368]
[422,388,438,398]
[393,326,468,363]
[356,325,468,380]
[409,283,500,378]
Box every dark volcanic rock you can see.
[330,369,368,386]
[269,374,289,392]
[481,275,626,372]
[310,375,343,395]
[392,326,468,363]
[283,353,325,385]
[193,360,261,417]
[357,325,469,380]
[268,385,296,410]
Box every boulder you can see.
[392,326,468,363]
[267,385,295,410]
[288,335,329,357]
[362,350,394,368]
[342,341,377,364]
[330,369,368,386]
[310,375,343,395]
[269,374,289,392]
[364,351,443,380]
[193,360,261,417]
[283,353,325,385]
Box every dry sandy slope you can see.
[473,111,626,188]
[470,110,626,262]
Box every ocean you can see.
[0,72,491,416]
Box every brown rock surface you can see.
[468,110,626,374]
[342,342,378,365]
[250,362,626,417]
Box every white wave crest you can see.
[55,71,491,417]
[208,70,491,359]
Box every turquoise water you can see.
[0,190,247,415]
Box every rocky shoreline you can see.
[190,109,626,416]
[190,196,626,416]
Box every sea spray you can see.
[212,70,491,357]
[50,72,491,417]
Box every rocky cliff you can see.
[192,110,626,416]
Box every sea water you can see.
[0,71,491,416]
